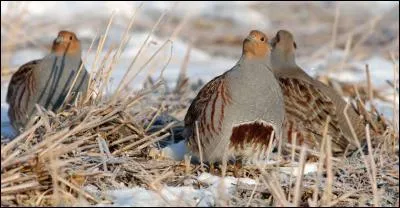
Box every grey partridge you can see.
[6,30,89,133]
[184,30,285,163]
[268,29,366,154]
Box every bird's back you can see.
[276,66,365,152]
[293,68,366,147]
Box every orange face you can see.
[51,30,81,55]
[242,30,270,59]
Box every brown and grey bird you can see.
[184,30,285,163]
[6,30,89,133]
[268,30,366,154]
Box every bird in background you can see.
[184,30,285,164]
[268,29,367,155]
[6,30,90,134]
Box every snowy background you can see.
[1,1,399,206]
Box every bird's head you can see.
[51,30,81,56]
[270,30,297,58]
[242,30,270,60]
[269,30,297,68]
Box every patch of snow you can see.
[96,162,321,207]
[97,172,260,207]
[331,70,365,83]
[280,162,318,177]
[1,103,15,138]
[159,140,187,161]
[99,186,214,207]
[202,3,271,30]
[9,49,46,67]
[354,56,399,86]
[371,99,398,126]
[340,1,399,16]
[198,172,257,186]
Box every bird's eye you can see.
[260,37,265,42]
[69,36,72,40]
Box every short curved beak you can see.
[245,35,256,42]
[55,36,63,44]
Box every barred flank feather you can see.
[7,60,40,131]
[185,72,232,155]
[279,77,348,151]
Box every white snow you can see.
[96,172,258,207]
[355,56,399,86]
[1,103,15,138]
[197,172,257,187]
[158,140,187,161]
[98,186,214,207]
[96,164,319,206]
[280,162,318,177]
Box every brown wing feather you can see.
[7,59,40,130]
[185,73,225,126]
[6,60,40,104]
[316,81,367,145]
[184,72,232,153]
[279,77,349,151]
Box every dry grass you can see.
[1,2,399,207]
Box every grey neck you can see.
[238,56,271,73]
[233,56,275,85]
[270,49,297,74]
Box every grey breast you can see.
[193,60,285,162]
[227,60,284,131]
[34,54,89,114]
